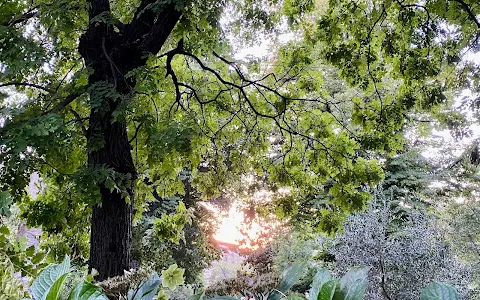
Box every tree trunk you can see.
[78,0,182,280]
[79,8,139,280]
[87,117,135,280]
[90,191,132,281]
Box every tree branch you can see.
[128,121,144,143]
[0,82,54,93]
[39,158,73,176]
[1,10,38,27]
[44,87,86,115]
[69,108,88,136]
[123,1,182,55]
[451,0,480,29]
[168,49,325,119]
[163,49,349,166]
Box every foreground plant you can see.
[25,256,184,300]
[199,262,462,300]
[202,263,369,300]
[193,262,305,300]
[420,283,461,300]
[307,267,370,300]
[308,267,461,300]
[26,256,107,300]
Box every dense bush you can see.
[441,201,480,296]
[328,194,471,299]
[271,187,473,299]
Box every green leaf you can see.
[269,262,307,300]
[46,273,69,300]
[278,261,307,292]
[128,272,161,300]
[318,280,338,300]
[0,224,10,235]
[26,245,36,257]
[309,268,332,300]
[420,282,461,300]
[31,252,46,264]
[161,265,185,291]
[68,281,109,300]
[104,177,115,193]
[0,191,13,216]
[336,267,370,300]
[31,256,71,300]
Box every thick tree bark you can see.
[87,114,136,280]
[90,192,133,280]
[78,0,182,279]
[79,7,137,279]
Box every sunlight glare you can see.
[212,202,265,249]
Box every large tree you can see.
[0,0,477,280]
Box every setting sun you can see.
[213,203,264,248]
[202,201,278,250]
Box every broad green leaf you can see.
[318,280,338,300]
[46,273,69,300]
[336,267,370,300]
[68,281,109,300]
[341,279,368,300]
[420,282,461,300]
[277,261,307,292]
[268,261,307,300]
[309,268,332,300]
[31,256,70,300]
[338,266,369,288]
